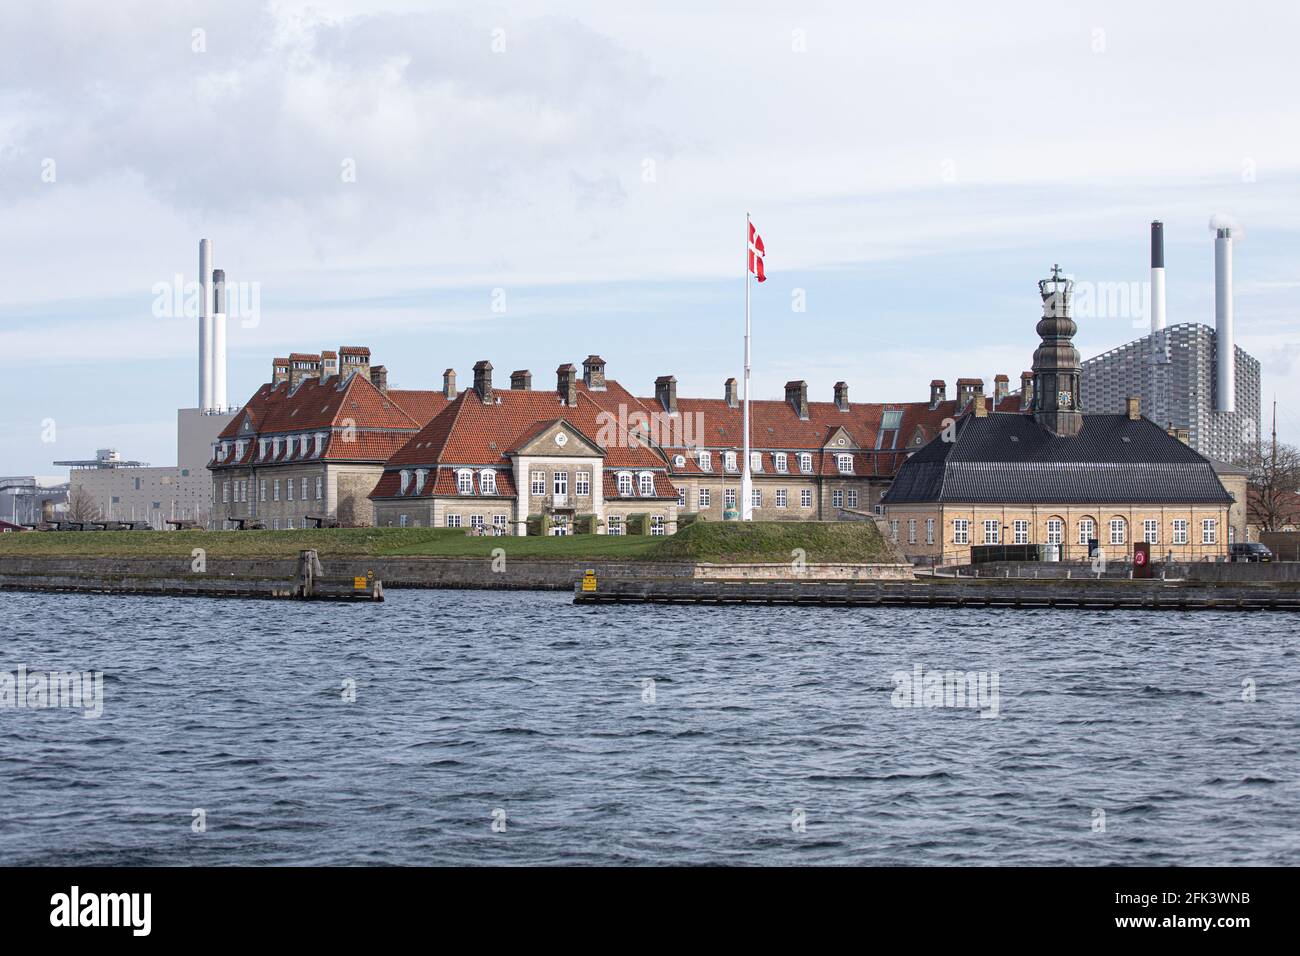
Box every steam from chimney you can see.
[1210,216,1238,413]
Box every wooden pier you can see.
[573,575,1300,611]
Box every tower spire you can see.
[1031,264,1083,437]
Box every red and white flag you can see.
[748,221,766,282]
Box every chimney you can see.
[443,368,457,400]
[1020,371,1033,411]
[582,355,606,389]
[339,346,371,383]
[929,379,946,409]
[1213,222,1236,413]
[211,268,227,411]
[724,377,738,408]
[785,380,809,420]
[198,239,213,411]
[655,375,678,414]
[321,350,339,380]
[973,394,988,418]
[510,369,531,390]
[1126,396,1141,421]
[1151,221,1166,333]
[371,364,389,393]
[288,353,322,389]
[993,374,1009,405]
[833,381,850,411]
[272,357,290,385]
[557,364,578,406]
[472,360,493,404]
[956,378,982,410]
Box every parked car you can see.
[1229,542,1273,562]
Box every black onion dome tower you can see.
[1031,264,1083,437]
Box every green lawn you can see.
[0,521,890,563]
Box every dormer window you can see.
[638,472,655,496]
[799,452,813,474]
[480,469,497,495]
[724,451,737,473]
[836,454,853,474]
[775,453,788,473]
[315,432,326,457]
[699,450,712,471]
[414,469,428,494]
[273,438,283,459]
[750,452,763,473]
[617,472,633,496]
[399,470,412,495]
[456,469,474,495]
[258,438,268,460]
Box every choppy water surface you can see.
[0,589,1296,865]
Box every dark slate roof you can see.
[883,412,1233,505]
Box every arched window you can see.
[724,451,737,473]
[480,470,496,495]
[799,452,813,474]
[617,472,633,496]
[1078,516,1096,546]
[1046,517,1064,545]
[1109,517,1127,546]
[638,472,655,496]
[456,469,474,495]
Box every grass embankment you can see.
[0,521,891,564]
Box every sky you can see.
[2,0,1298,477]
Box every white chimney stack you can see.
[1213,224,1235,413]
[1150,221,1166,333]
[198,239,214,411]
[212,268,228,411]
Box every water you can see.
[0,589,1296,865]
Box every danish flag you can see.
[748,221,766,282]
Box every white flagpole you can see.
[741,212,753,521]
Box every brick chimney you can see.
[655,375,678,414]
[956,378,983,411]
[472,360,493,404]
[724,377,738,408]
[510,369,531,390]
[272,357,290,385]
[582,355,606,390]
[929,379,946,409]
[1020,371,1033,411]
[834,381,850,411]
[785,380,809,420]
[370,364,388,393]
[339,346,371,382]
[321,350,339,379]
[993,374,1009,405]
[973,394,988,418]
[1126,396,1141,421]
[443,368,457,400]
[288,353,322,389]
[557,364,578,406]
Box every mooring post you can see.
[297,549,321,598]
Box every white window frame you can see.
[273,479,281,501]
[724,451,737,473]
[724,488,737,509]
[801,489,812,508]
[1143,519,1159,544]
[847,489,858,508]
[1173,519,1189,545]
[775,453,788,473]
[775,489,787,508]
[617,472,633,497]
[446,514,461,528]
[925,518,935,545]
[574,471,589,496]
[799,453,813,474]
[751,488,762,508]
[983,520,1000,545]
[457,470,474,495]
[836,454,853,474]
[1046,519,1063,545]
[953,519,969,545]
[531,471,546,496]
[607,515,622,536]
[638,472,655,496]
[1109,518,1126,546]
[649,515,666,536]
[750,452,763,473]
[908,519,917,544]
[315,476,323,500]
[554,471,569,496]
[1201,518,1217,545]
[1013,519,1029,545]
[699,450,713,472]
[832,489,843,508]
[1078,518,1095,546]
[698,488,711,508]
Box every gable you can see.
[512,419,604,458]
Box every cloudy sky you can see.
[2,0,1298,476]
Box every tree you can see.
[65,486,102,523]
[1235,439,1300,532]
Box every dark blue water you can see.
[0,589,1296,865]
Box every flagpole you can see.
[742,211,753,521]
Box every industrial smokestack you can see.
[1213,222,1235,413]
[198,239,213,411]
[212,268,227,411]
[1150,221,1166,333]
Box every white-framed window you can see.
[273,479,281,501]
[799,453,813,474]
[1046,518,1063,545]
[301,477,307,501]
[617,472,633,496]
[412,469,426,495]
[699,488,711,508]
[574,471,589,496]
[724,451,737,473]
[926,518,935,545]
[554,471,568,495]
[677,487,686,508]
[1109,518,1126,546]
[315,432,326,457]
[272,518,280,530]
[699,450,712,472]
[479,470,496,495]
[832,490,843,507]
[724,488,737,509]
[1173,519,1189,544]
[446,514,461,528]
[258,438,268,460]
[286,478,294,501]
[222,482,230,504]
[836,454,853,474]
[775,489,787,508]
[638,472,655,496]
[531,471,546,495]
[750,452,763,473]
[1078,517,1095,546]
[286,517,294,530]
[954,519,969,545]
[889,519,899,542]
[650,515,666,536]
[847,490,858,508]
[607,515,622,536]
[470,514,485,530]
[801,489,812,508]
[1143,519,1159,544]
[315,476,323,500]
[493,514,508,535]
[751,488,762,508]
[1013,519,1029,545]
[1201,518,1217,544]
[398,514,408,527]
[457,470,474,495]
[775,453,788,473]
[260,480,267,502]
[983,520,1000,545]
[399,470,411,495]
[908,519,917,544]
